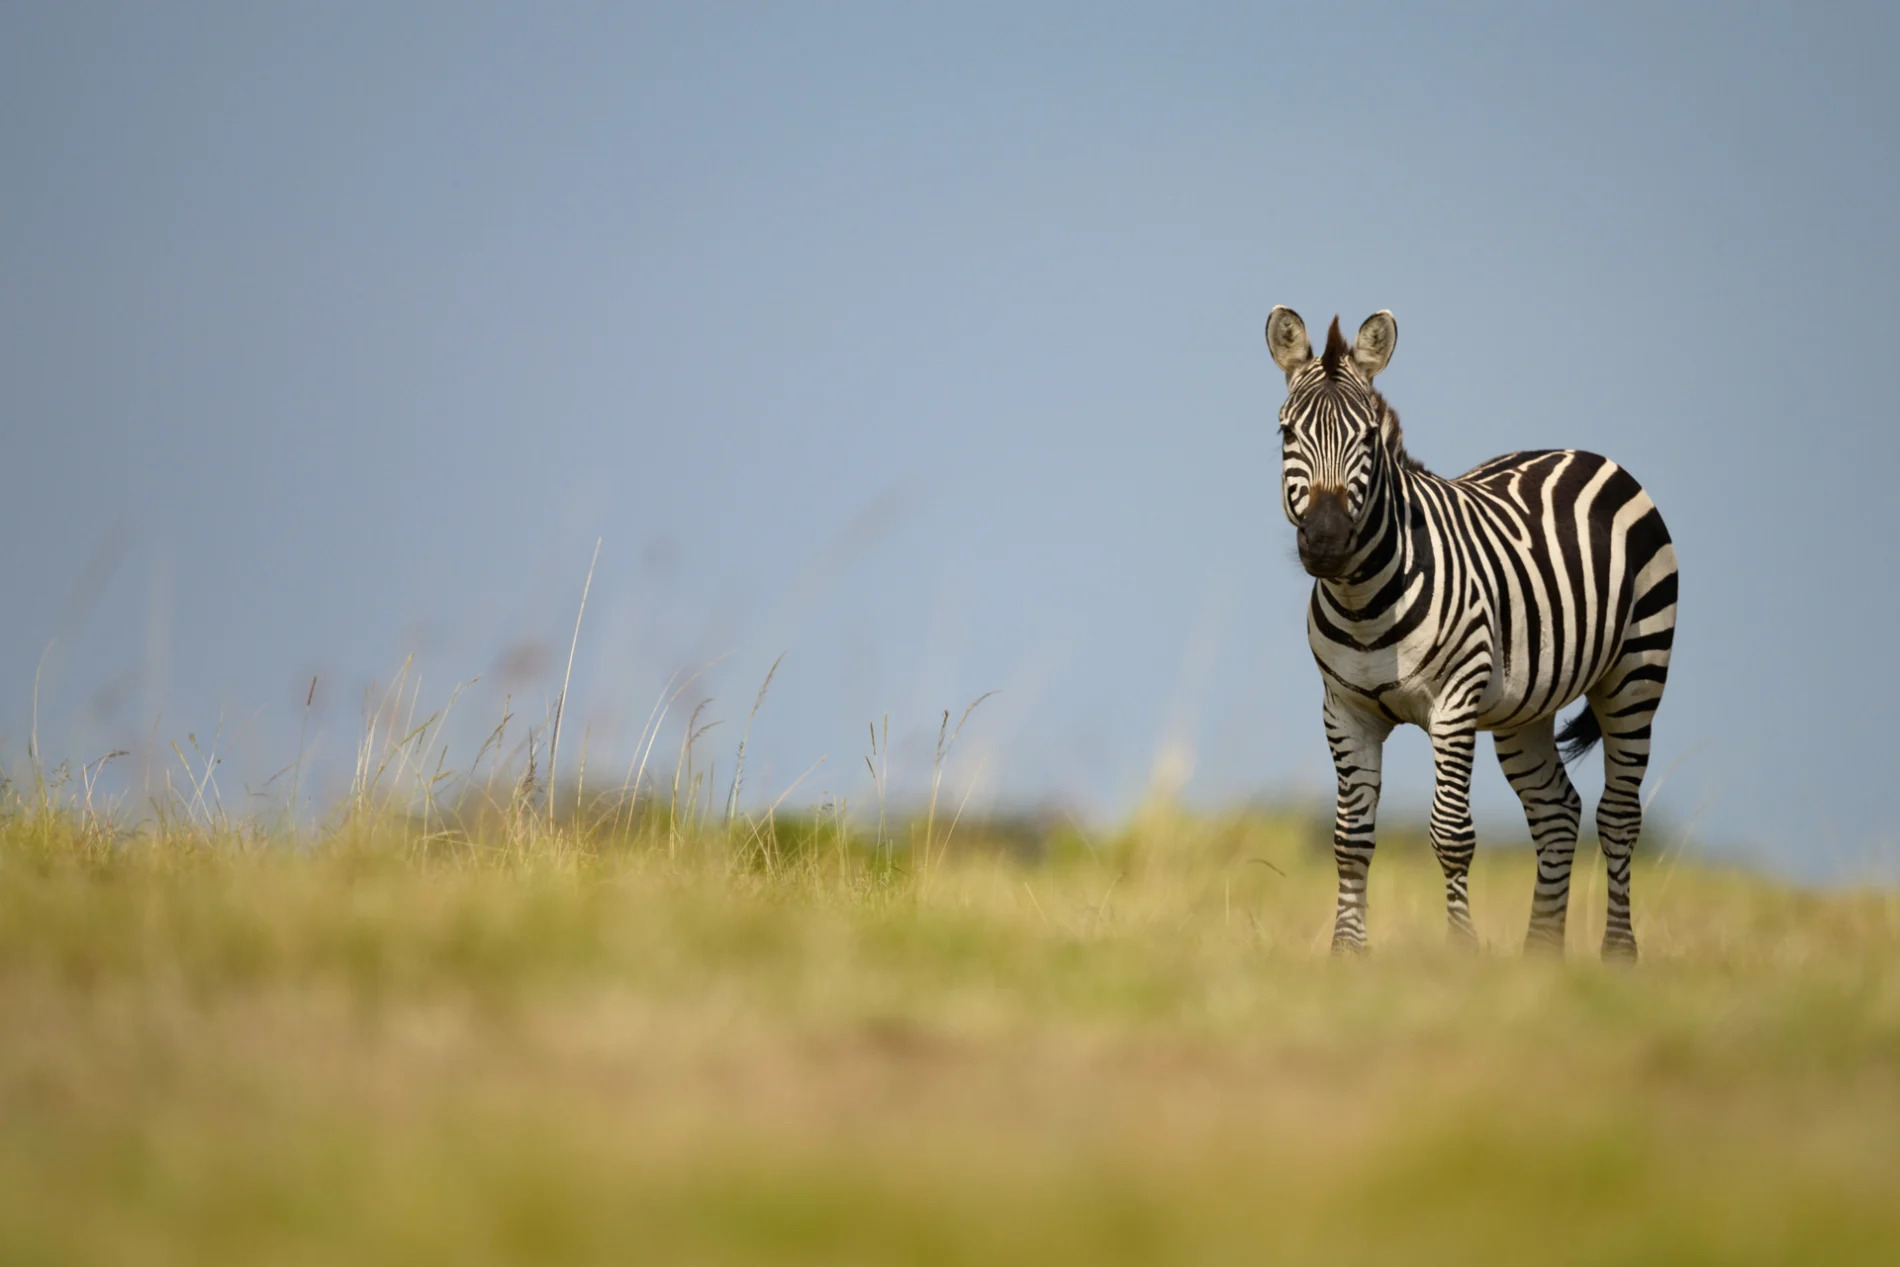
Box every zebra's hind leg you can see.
[1494,719,1583,955]
[1426,720,1480,946]
[1589,665,1669,963]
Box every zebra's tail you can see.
[1555,704,1603,765]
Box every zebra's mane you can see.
[1378,402,1429,475]
[1320,317,1350,379]
[1317,316,1429,475]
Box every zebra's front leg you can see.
[1427,719,1480,945]
[1323,692,1390,954]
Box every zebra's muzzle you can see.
[1297,488,1355,578]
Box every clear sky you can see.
[3,3,1896,877]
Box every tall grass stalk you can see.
[283,675,318,839]
[546,538,601,827]
[725,653,784,827]
[920,691,997,881]
[864,715,890,864]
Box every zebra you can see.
[1265,306,1677,960]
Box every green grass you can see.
[1,803,1897,1266]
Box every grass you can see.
[0,790,1897,1267]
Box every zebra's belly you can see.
[1313,611,1590,733]
[1320,641,1567,733]
[1471,661,1576,732]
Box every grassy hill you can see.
[1,799,1895,1265]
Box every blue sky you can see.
[3,3,1896,876]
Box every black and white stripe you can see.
[1265,307,1677,960]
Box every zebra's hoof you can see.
[1523,929,1566,956]
[1330,935,1368,957]
[1601,935,1638,964]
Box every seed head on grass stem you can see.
[921,690,999,883]
[726,653,784,828]
[670,699,721,849]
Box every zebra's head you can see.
[1265,306,1399,579]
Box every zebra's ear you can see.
[1266,306,1312,378]
[1351,311,1398,379]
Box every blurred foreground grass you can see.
[1,800,1897,1266]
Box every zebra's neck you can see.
[1314,449,1435,618]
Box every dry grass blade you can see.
[725,652,785,826]
[922,689,999,878]
[740,753,828,875]
[616,656,729,839]
[670,698,721,846]
[547,537,601,827]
